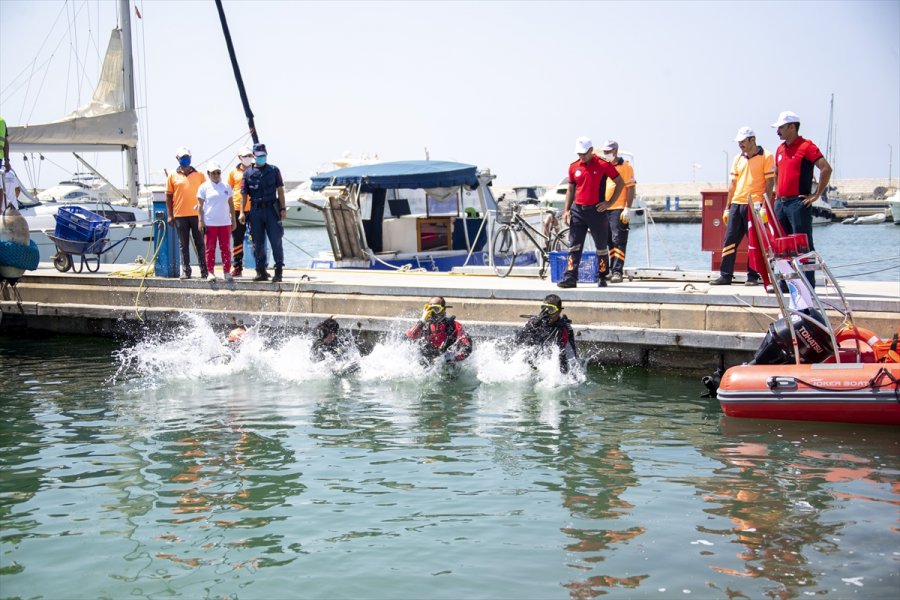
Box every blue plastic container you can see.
[54,206,110,243]
[151,199,179,277]
[549,251,599,283]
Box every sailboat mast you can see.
[215,0,259,144]
[120,0,140,206]
[826,93,834,166]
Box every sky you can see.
[1,0,898,192]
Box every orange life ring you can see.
[835,326,881,349]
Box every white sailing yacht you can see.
[8,1,153,265]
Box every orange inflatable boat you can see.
[708,206,899,425]
[718,362,900,425]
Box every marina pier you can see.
[2,264,897,373]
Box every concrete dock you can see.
[2,262,897,373]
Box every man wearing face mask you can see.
[239,143,286,282]
[710,127,774,286]
[405,296,473,364]
[515,294,578,373]
[166,147,208,280]
[558,136,625,289]
[226,147,254,277]
[599,141,636,284]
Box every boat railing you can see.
[748,201,863,366]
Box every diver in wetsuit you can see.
[405,296,473,365]
[515,293,578,373]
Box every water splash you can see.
[114,314,586,389]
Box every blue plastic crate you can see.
[549,251,599,283]
[54,206,110,243]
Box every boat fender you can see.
[835,326,881,349]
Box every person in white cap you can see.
[557,136,625,288]
[598,140,636,283]
[226,147,254,277]
[710,127,775,286]
[165,146,208,280]
[197,161,237,282]
[772,110,832,288]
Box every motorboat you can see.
[841,213,887,225]
[885,191,900,224]
[707,202,899,425]
[307,160,498,271]
[7,7,154,266]
[283,181,326,227]
[283,155,382,228]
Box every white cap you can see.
[601,140,618,152]
[206,160,222,172]
[238,146,253,157]
[771,111,800,128]
[175,146,192,158]
[574,136,593,154]
[733,126,755,142]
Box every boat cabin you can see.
[308,160,498,271]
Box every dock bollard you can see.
[665,196,671,211]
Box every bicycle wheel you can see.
[491,224,518,277]
[556,227,596,252]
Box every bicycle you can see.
[489,197,571,277]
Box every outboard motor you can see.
[749,308,833,365]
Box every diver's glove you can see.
[620,207,630,224]
[722,208,729,225]
[420,308,433,323]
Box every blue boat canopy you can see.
[310,160,480,192]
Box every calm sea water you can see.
[281,222,900,282]
[1,325,898,599]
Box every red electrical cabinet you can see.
[700,190,749,272]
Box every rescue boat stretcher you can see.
[710,199,900,425]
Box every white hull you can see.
[841,213,887,225]
[887,192,900,225]
[283,200,325,227]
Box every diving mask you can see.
[540,303,561,317]
[422,303,445,321]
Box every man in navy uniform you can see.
[239,143,287,282]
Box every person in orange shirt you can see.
[600,140,636,284]
[710,127,775,286]
[165,146,208,280]
[226,147,253,277]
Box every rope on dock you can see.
[107,220,167,322]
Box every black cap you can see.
[253,143,268,156]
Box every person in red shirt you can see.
[558,136,625,288]
[772,111,832,287]
[405,296,473,365]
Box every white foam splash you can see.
[115,314,588,390]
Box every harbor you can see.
[2,2,899,598]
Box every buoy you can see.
[835,326,882,351]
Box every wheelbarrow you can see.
[47,234,134,273]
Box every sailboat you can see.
[810,94,844,225]
[7,1,153,265]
